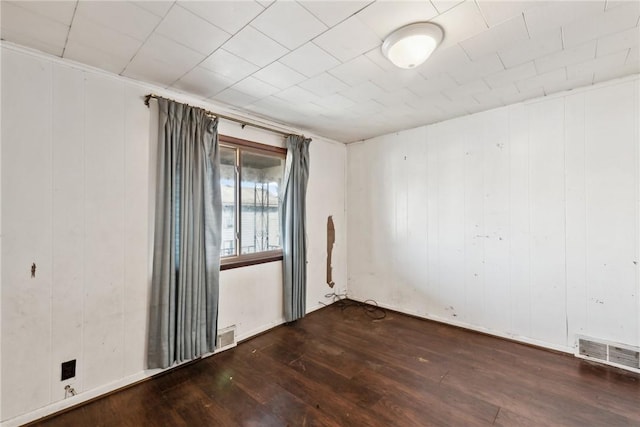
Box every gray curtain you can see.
[281,135,311,322]
[148,99,222,369]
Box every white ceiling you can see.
[1,0,639,143]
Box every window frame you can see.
[219,134,286,271]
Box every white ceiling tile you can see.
[430,0,464,14]
[524,1,605,39]
[250,96,304,118]
[442,79,491,100]
[346,99,385,115]
[543,74,593,94]
[131,1,175,18]
[222,25,289,67]
[328,55,385,86]
[232,76,280,99]
[501,86,545,105]
[302,112,340,128]
[364,46,401,71]
[563,1,640,48]
[407,72,458,96]
[67,15,143,60]
[257,0,275,7]
[396,110,442,127]
[593,59,640,83]
[498,29,563,68]
[250,1,327,50]
[406,91,460,110]
[123,53,190,86]
[1,2,69,54]
[242,101,275,119]
[135,33,204,71]
[274,85,319,104]
[298,72,349,97]
[484,61,537,89]
[313,15,381,62]
[156,5,231,55]
[373,88,420,107]
[465,98,495,114]
[178,1,264,34]
[431,1,488,50]
[566,49,628,80]
[356,0,438,39]
[627,44,639,66]
[5,1,76,25]
[417,44,471,77]
[245,96,288,115]
[383,104,419,118]
[448,53,504,84]
[283,112,326,130]
[436,95,480,115]
[459,15,529,61]
[171,66,236,97]
[279,42,340,77]
[299,1,372,27]
[200,49,259,82]
[605,0,631,11]
[339,81,386,103]
[535,40,596,74]
[370,68,422,91]
[75,1,161,41]
[212,88,260,107]
[252,61,307,89]
[0,28,64,57]
[475,0,540,27]
[314,93,356,109]
[473,84,519,105]
[597,26,640,57]
[294,101,332,116]
[516,68,567,93]
[63,40,131,74]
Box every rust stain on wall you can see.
[327,216,335,288]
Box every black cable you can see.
[323,292,387,320]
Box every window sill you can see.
[220,251,283,271]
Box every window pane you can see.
[240,151,284,255]
[220,147,237,257]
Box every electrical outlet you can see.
[61,360,76,381]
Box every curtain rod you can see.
[144,94,294,138]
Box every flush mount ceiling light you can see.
[382,22,444,69]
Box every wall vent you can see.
[215,325,237,353]
[578,338,607,361]
[609,346,639,369]
[576,336,640,373]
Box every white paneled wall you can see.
[51,65,86,402]
[2,47,54,421]
[0,46,347,424]
[348,75,640,352]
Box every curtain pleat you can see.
[281,135,311,322]
[148,99,221,369]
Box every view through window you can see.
[219,135,285,268]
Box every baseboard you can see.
[235,317,286,343]
[347,296,574,355]
[2,371,155,427]
[3,303,333,427]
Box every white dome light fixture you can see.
[382,22,444,69]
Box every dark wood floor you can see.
[32,301,639,426]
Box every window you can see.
[219,135,286,270]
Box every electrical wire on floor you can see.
[322,292,387,320]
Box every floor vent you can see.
[215,326,237,353]
[576,336,640,373]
